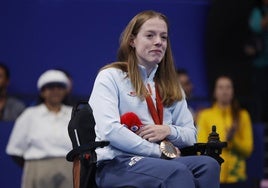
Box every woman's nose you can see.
[154,36,162,45]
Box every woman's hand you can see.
[137,125,171,142]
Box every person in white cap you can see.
[6,69,73,188]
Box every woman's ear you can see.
[130,41,135,48]
[130,35,135,48]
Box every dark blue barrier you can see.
[246,122,265,187]
[0,122,22,188]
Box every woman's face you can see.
[132,17,168,69]
[41,84,67,105]
[214,77,234,105]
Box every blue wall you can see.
[0,122,22,188]
[0,0,210,101]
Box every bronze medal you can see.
[160,140,180,159]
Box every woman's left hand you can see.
[137,125,171,142]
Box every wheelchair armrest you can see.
[66,141,109,162]
[180,141,227,165]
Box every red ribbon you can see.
[145,84,163,125]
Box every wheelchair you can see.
[66,100,227,188]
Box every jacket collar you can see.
[138,64,158,82]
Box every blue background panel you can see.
[0,0,210,100]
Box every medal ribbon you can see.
[145,84,179,159]
[145,84,163,125]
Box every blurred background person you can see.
[0,62,25,121]
[248,4,268,186]
[176,68,195,120]
[6,69,73,188]
[248,0,268,124]
[176,68,193,100]
[196,75,253,188]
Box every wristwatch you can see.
[159,140,180,160]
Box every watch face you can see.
[160,140,179,159]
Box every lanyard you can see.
[145,84,163,125]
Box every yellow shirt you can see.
[196,103,253,183]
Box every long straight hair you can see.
[101,10,182,106]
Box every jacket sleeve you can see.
[230,110,253,158]
[166,99,197,148]
[196,110,211,143]
[6,109,31,157]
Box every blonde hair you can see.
[101,10,182,106]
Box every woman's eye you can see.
[147,34,153,38]
[162,36,168,40]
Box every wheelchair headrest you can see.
[66,100,109,161]
[68,101,96,148]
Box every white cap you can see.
[37,69,69,90]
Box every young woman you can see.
[197,75,253,188]
[89,10,220,188]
